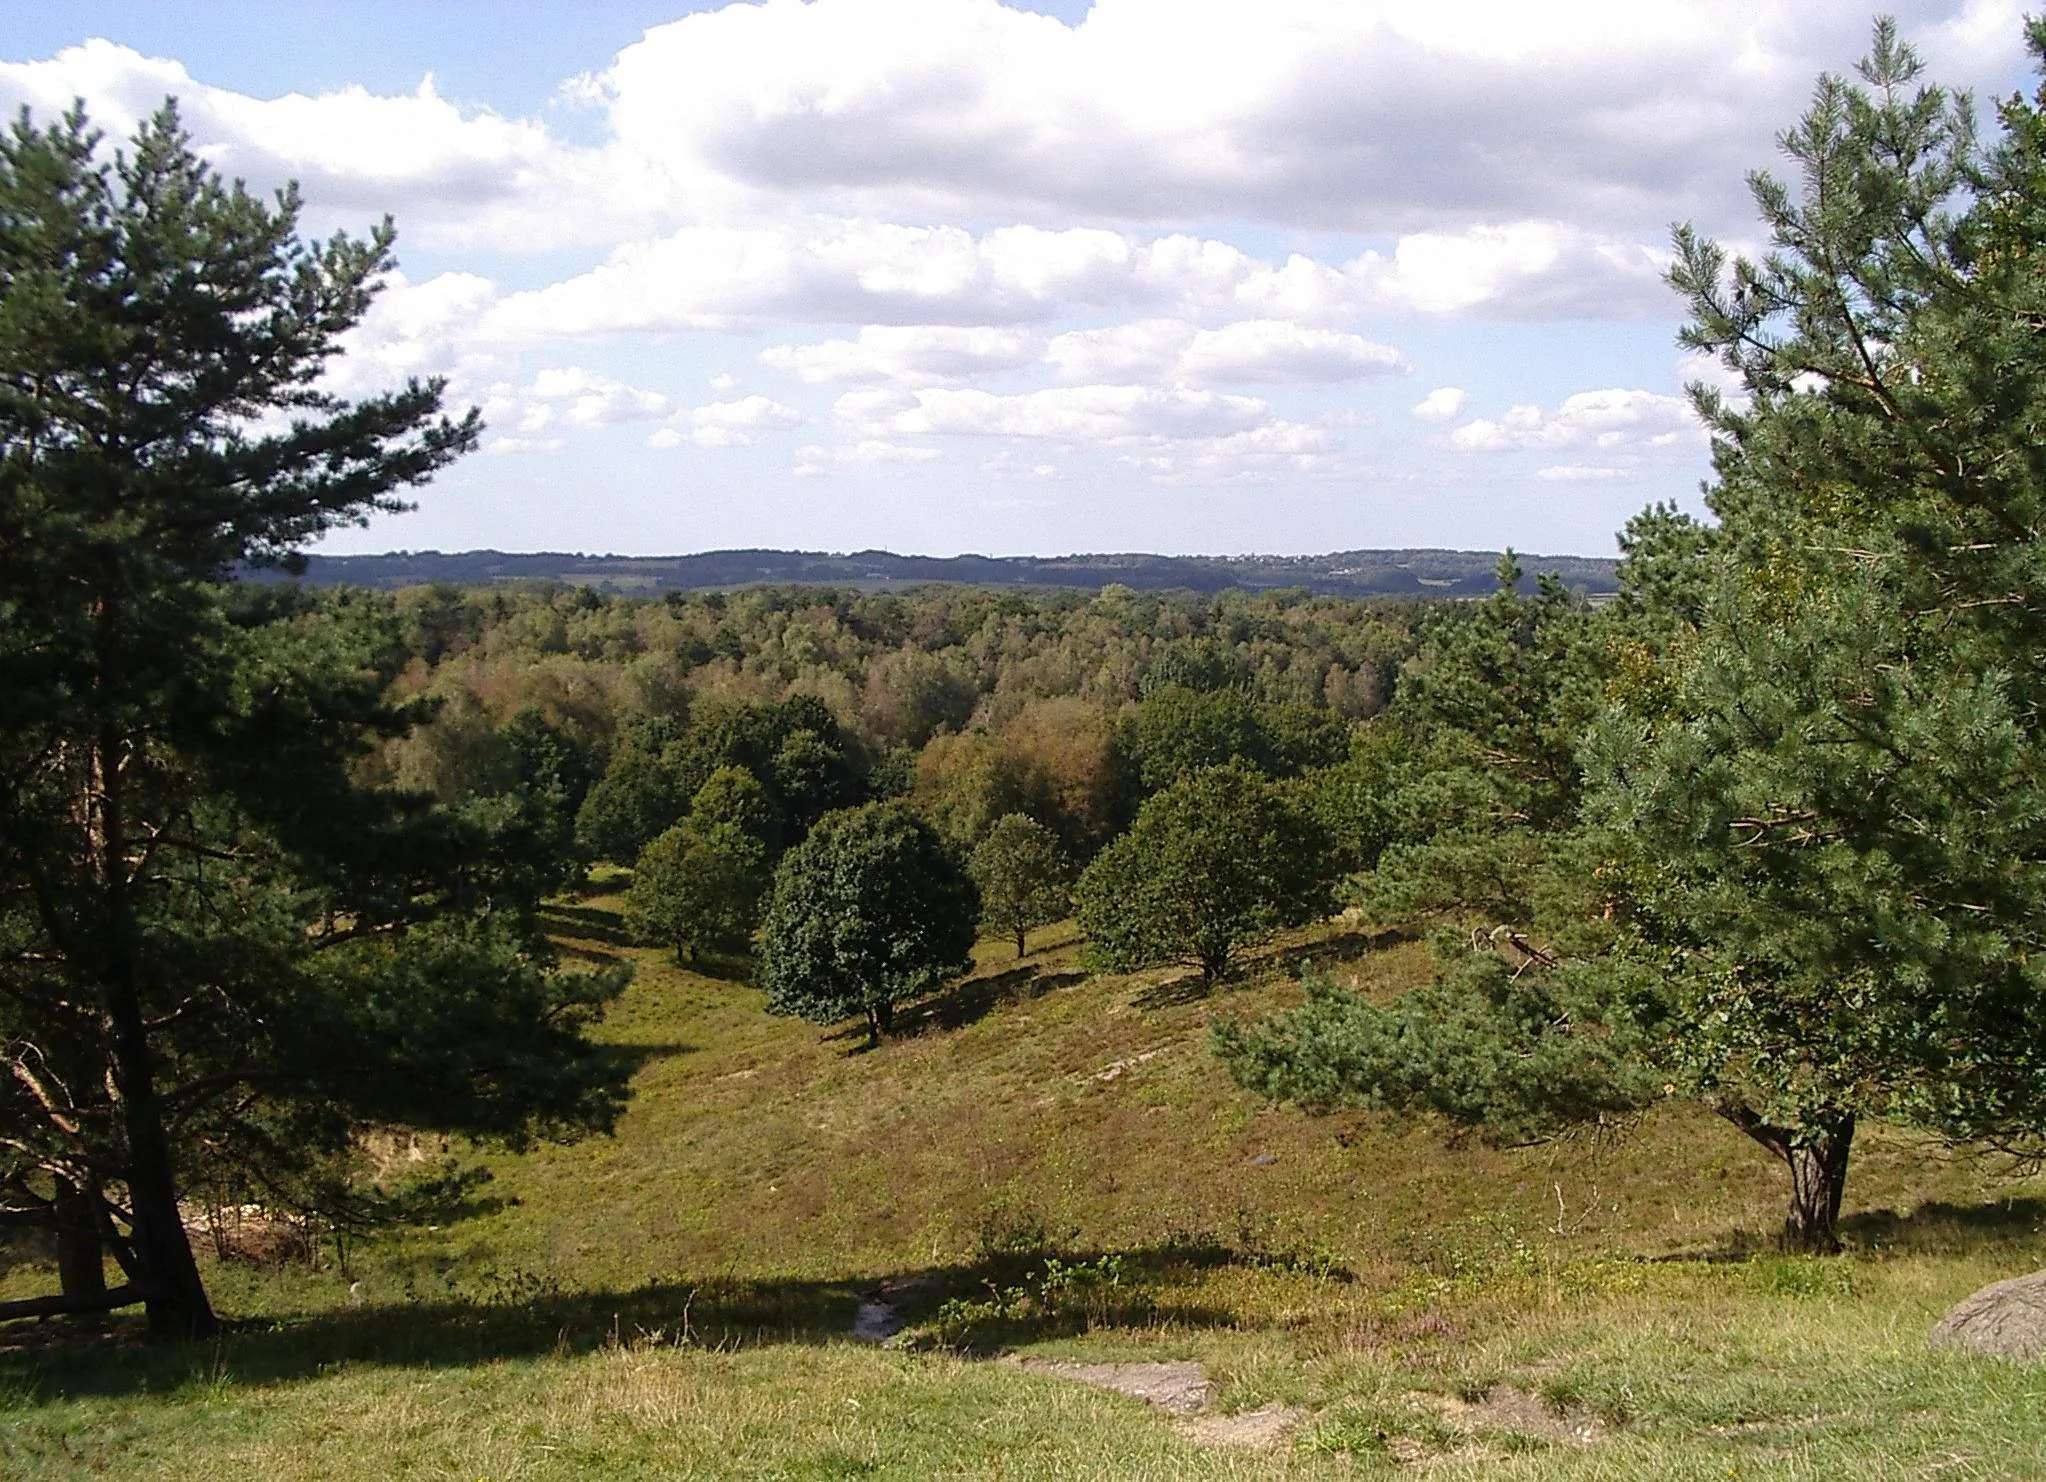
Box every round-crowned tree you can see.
[1077,763,1337,984]
[969,813,1071,958]
[758,803,979,1045]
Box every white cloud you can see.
[1122,420,1351,484]
[1347,222,1673,316]
[1412,386,1468,422]
[1448,388,1701,454]
[0,41,648,251]
[474,366,670,452]
[793,439,943,474]
[528,367,669,426]
[653,395,808,449]
[1534,464,1632,481]
[1047,318,1404,383]
[10,9,2026,257]
[836,382,1270,442]
[1178,320,1406,382]
[586,0,2024,235]
[761,324,1042,384]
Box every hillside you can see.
[7,890,2046,1478]
[264,546,1622,599]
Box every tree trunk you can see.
[1712,1100,1856,1254]
[97,731,218,1341]
[53,1177,105,1304]
[1782,1116,1855,1253]
[864,999,895,1047]
[1016,927,1028,959]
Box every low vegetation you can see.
[5,899,2045,1477]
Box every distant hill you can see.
[264,547,1620,599]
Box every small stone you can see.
[1930,1270,2046,1360]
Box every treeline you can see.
[344,579,1416,868]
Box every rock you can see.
[1930,1270,2046,1360]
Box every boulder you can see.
[1930,1270,2046,1360]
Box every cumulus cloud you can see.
[1121,420,1351,484]
[0,41,651,250]
[761,325,1042,384]
[1412,386,1468,421]
[1534,463,1633,481]
[1047,318,1406,384]
[1447,388,1701,454]
[10,7,2027,253]
[587,0,2029,234]
[473,366,671,452]
[794,439,944,475]
[651,395,808,449]
[836,382,1271,442]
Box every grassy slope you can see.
[5,893,2046,1478]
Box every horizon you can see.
[6,2,2030,560]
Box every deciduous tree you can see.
[969,813,1070,958]
[1076,764,1337,985]
[757,803,978,1045]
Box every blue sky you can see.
[4,2,2033,557]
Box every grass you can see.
[5,895,2046,1478]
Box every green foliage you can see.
[1217,948,1665,1149]
[1222,20,2046,1254]
[0,103,627,1336]
[626,821,771,963]
[757,802,979,1042]
[1123,685,1351,794]
[1075,763,1338,983]
[573,714,688,863]
[968,813,1071,957]
[625,767,776,961]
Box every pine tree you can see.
[0,104,629,1338]
[1220,21,2046,1252]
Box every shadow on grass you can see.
[815,964,1086,1048]
[1131,972,1213,1010]
[540,901,637,950]
[1841,1196,2046,1255]
[0,1237,1296,1398]
[1642,1195,2046,1265]
[1268,928,1413,978]
[896,964,1085,1035]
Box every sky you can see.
[3,2,2036,558]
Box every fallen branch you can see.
[0,1285,145,1322]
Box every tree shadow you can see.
[1839,1196,2046,1256]
[1268,928,1412,977]
[0,1237,1295,1398]
[896,964,1082,1035]
[1640,1195,2046,1265]
[540,901,636,949]
[681,950,757,984]
[1131,971,1212,1010]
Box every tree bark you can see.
[864,998,895,1047]
[0,1285,144,1323]
[1712,1100,1856,1254]
[1016,927,1028,959]
[53,1177,105,1304]
[97,730,218,1341]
